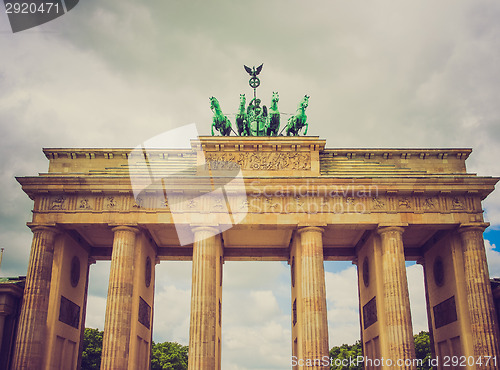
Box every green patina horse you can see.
[210,97,232,136]
[286,95,309,136]
[236,94,250,136]
[265,91,280,136]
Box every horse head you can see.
[209,97,216,110]
[300,95,309,109]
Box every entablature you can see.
[16,175,499,200]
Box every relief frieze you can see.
[36,193,481,215]
[423,197,436,210]
[205,152,311,171]
[105,196,118,210]
[78,198,93,210]
[50,195,66,210]
[132,196,144,209]
[452,197,465,210]
[372,197,385,210]
[398,197,412,209]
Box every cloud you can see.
[325,264,429,349]
[325,266,360,346]
[407,265,429,335]
[485,239,500,278]
[84,295,107,331]
[3,1,500,369]
[154,283,191,345]
[0,228,32,278]
[221,262,291,370]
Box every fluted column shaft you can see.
[298,227,329,368]
[459,224,500,365]
[188,227,219,370]
[377,226,416,368]
[12,226,57,370]
[101,226,138,370]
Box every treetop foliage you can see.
[82,328,431,370]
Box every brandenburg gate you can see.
[11,136,500,369]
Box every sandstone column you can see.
[101,226,138,370]
[188,227,220,370]
[12,225,58,370]
[459,223,500,363]
[297,227,329,368]
[377,226,416,367]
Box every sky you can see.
[1,1,500,369]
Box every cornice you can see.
[42,146,472,159]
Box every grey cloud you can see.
[2,2,500,368]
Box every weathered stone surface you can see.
[188,227,221,370]
[377,226,416,368]
[101,226,138,370]
[459,224,500,367]
[294,227,329,369]
[12,226,57,370]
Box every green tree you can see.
[414,331,432,370]
[81,328,188,370]
[81,328,103,370]
[329,341,363,370]
[151,341,188,370]
[329,332,432,370]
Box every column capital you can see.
[458,222,490,234]
[110,225,139,234]
[191,225,220,235]
[376,224,407,236]
[27,224,59,235]
[297,226,324,235]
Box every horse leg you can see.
[273,119,280,136]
